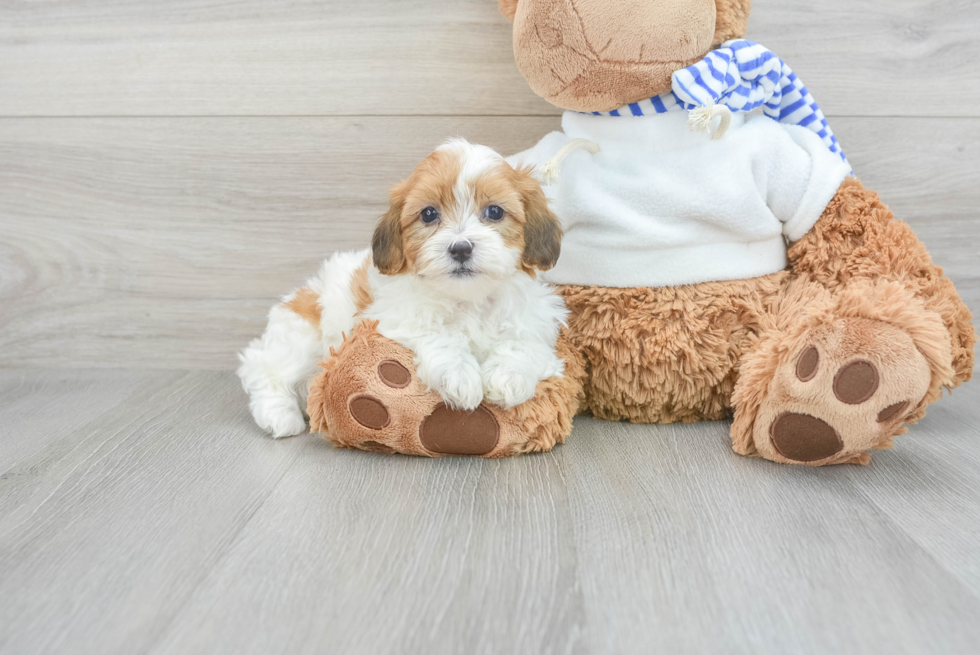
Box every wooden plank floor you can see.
[1,369,979,654]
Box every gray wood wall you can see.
[2,0,977,370]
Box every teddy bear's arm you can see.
[751,121,852,241]
[505,130,569,177]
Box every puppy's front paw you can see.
[436,362,484,411]
[252,401,308,438]
[483,365,537,409]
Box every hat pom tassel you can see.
[688,103,732,140]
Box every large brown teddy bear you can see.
[309,0,974,466]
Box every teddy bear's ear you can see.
[498,0,519,21]
[713,0,752,45]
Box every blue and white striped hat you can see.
[587,40,849,168]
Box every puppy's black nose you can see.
[449,241,473,263]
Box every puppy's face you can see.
[372,139,562,298]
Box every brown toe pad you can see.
[770,412,844,463]
[796,346,820,382]
[833,360,880,405]
[877,401,909,423]
[420,403,499,456]
[349,395,390,430]
[378,360,411,388]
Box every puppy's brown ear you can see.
[516,166,562,271]
[372,183,408,275]
[498,0,519,21]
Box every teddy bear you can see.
[308,0,975,466]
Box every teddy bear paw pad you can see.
[769,412,843,462]
[752,318,931,465]
[378,360,411,388]
[348,395,390,430]
[420,403,499,456]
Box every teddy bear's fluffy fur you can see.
[309,0,974,465]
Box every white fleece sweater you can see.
[508,111,852,288]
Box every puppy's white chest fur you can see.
[364,262,567,409]
[364,266,566,366]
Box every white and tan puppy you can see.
[238,139,568,438]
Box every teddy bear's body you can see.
[492,0,976,465]
[307,0,974,466]
[559,177,974,464]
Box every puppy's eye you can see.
[484,205,504,221]
[420,207,440,224]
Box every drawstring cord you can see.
[539,106,730,186]
[539,138,600,185]
[687,102,732,140]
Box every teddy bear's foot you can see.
[306,321,585,458]
[739,317,934,466]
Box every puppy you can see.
[238,139,568,438]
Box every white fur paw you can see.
[483,365,537,409]
[435,362,484,411]
[251,401,308,438]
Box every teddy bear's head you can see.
[498,0,752,112]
